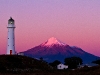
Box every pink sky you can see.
[0,0,100,56]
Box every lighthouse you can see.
[7,17,16,55]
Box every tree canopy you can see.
[92,60,100,65]
[64,56,82,69]
[49,60,61,68]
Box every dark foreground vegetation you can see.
[0,55,100,75]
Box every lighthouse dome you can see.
[8,17,14,24]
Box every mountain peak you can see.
[41,37,66,46]
[23,37,99,63]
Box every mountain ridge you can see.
[21,37,99,63]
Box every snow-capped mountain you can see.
[41,37,66,46]
[22,37,99,63]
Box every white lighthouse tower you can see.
[7,17,16,55]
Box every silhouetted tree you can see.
[64,56,82,69]
[92,60,100,65]
[40,57,43,61]
[49,60,61,68]
[39,57,48,63]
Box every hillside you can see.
[0,55,100,75]
[0,55,52,73]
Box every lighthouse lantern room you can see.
[7,17,16,55]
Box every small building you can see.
[79,63,98,68]
[18,52,24,56]
[57,63,68,69]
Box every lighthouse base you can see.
[10,50,12,55]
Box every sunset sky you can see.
[0,0,100,56]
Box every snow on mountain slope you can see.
[41,37,66,46]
